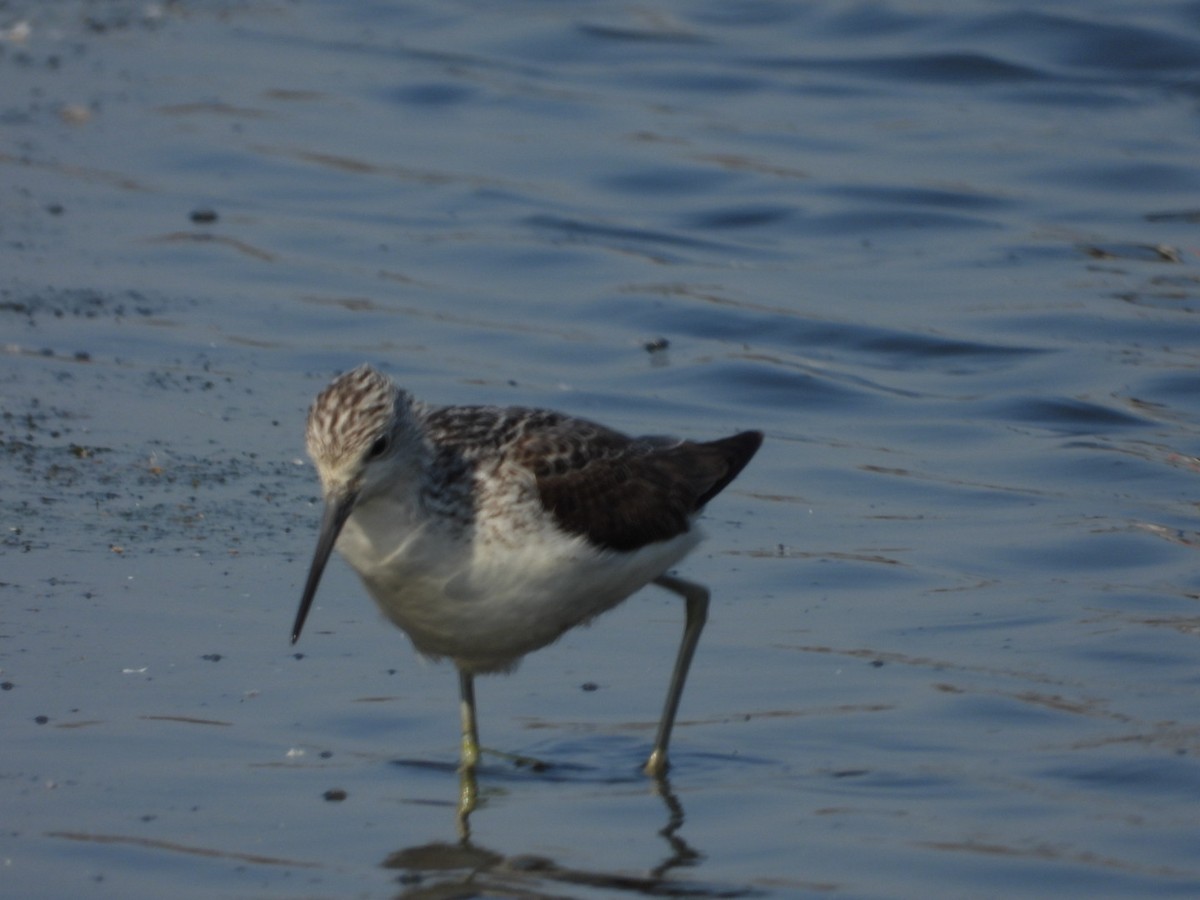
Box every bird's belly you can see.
[339,517,702,673]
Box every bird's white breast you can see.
[334,484,702,673]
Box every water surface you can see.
[3,1,1200,897]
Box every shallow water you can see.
[4,1,1200,896]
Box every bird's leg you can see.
[644,574,709,777]
[456,668,480,838]
[458,668,481,769]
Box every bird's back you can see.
[422,404,762,553]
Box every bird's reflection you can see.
[383,774,756,899]
[651,778,702,878]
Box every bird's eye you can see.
[366,435,390,460]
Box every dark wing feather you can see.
[423,404,762,552]
[693,430,763,506]
[518,425,763,553]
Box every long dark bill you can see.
[291,492,357,644]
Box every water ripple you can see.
[991,396,1155,434]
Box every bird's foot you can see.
[643,747,670,778]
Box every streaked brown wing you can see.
[519,427,762,552]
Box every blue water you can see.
[3,1,1200,897]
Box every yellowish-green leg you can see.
[457,668,480,838]
[644,574,710,778]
